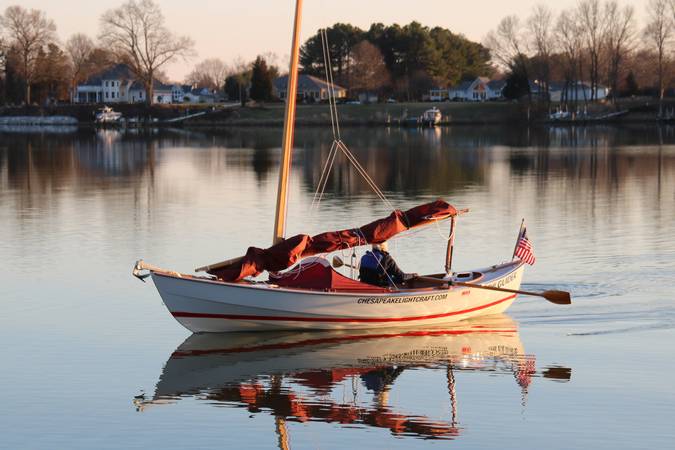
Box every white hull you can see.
[150,261,524,333]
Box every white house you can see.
[273,74,346,102]
[75,64,173,104]
[487,80,506,99]
[170,84,190,103]
[430,77,505,102]
[168,84,219,104]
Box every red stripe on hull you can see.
[171,294,516,323]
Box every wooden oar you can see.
[415,276,571,305]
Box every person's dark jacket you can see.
[359,249,405,287]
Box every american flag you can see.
[515,228,536,265]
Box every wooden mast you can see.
[273,0,303,244]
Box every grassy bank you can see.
[1,98,672,126]
[0,103,219,123]
[186,101,524,126]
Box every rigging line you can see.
[313,140,339,211]
[433,215,453,241]
[339,147,391,209]
[312,141,337,208]
[336,141,396,211]
[320,28,337,139]
[336,144,385,201]
[336,140,388,201]
[310,140,338,210]
[316,30,397,213]
[320,29,337,140]
[322,29,341,140]
[334,141,380,194]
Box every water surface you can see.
[1,125,674,449]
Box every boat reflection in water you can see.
[135,314,570,442]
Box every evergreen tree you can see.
[300,22,492,99]
[249,56,273,103]
[224,75,240,101]
[503,66,531,100]
[623,71,638,97]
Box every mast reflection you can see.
[135,314,570,441]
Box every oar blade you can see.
[543,290,572,305]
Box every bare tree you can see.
[484,16,527,70]
[556,9,586,108]
[99,0,194,104]
[577,0,606,101]
[603,1,635,105]
[349,40,390,96]
[185,58,229,91]
[0,6,56,104]
[66,33,94,102]
[527,4,555,100]
[485,16,530,100]
[644,0,673,116]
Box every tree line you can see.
[220,22,493,103]
[2,0,673,107]
[485,0,675,113]
[298,22,492,101]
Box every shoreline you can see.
[1,100,673,128]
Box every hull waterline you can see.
[149,261,525,332]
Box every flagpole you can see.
[511,218,525,260]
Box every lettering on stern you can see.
[487,272,517,289]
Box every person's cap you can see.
[373,242,388,252]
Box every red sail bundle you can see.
[209,199,457,281]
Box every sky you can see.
[0,0,650,81]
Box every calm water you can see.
[1,125,674,449]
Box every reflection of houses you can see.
[430,77,505,102]
[273,74,346,102]
[75,64,173,104]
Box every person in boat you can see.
[359,242,417,287]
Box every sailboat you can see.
[132,0,570,333]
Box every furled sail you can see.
[209,199,457,281]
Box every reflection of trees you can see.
[299,127,488,197]
[2,124,674,214]
[507,126,675,192]
[0,133,79,212]
[73,129,156,177]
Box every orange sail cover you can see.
[209,199,457,281]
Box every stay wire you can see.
[322,29,341,140]
[311,141,339,211]
[320,29,337,140]
[311,29,396,215]
[311,140,338,210]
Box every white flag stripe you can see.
[515,233,536,265]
